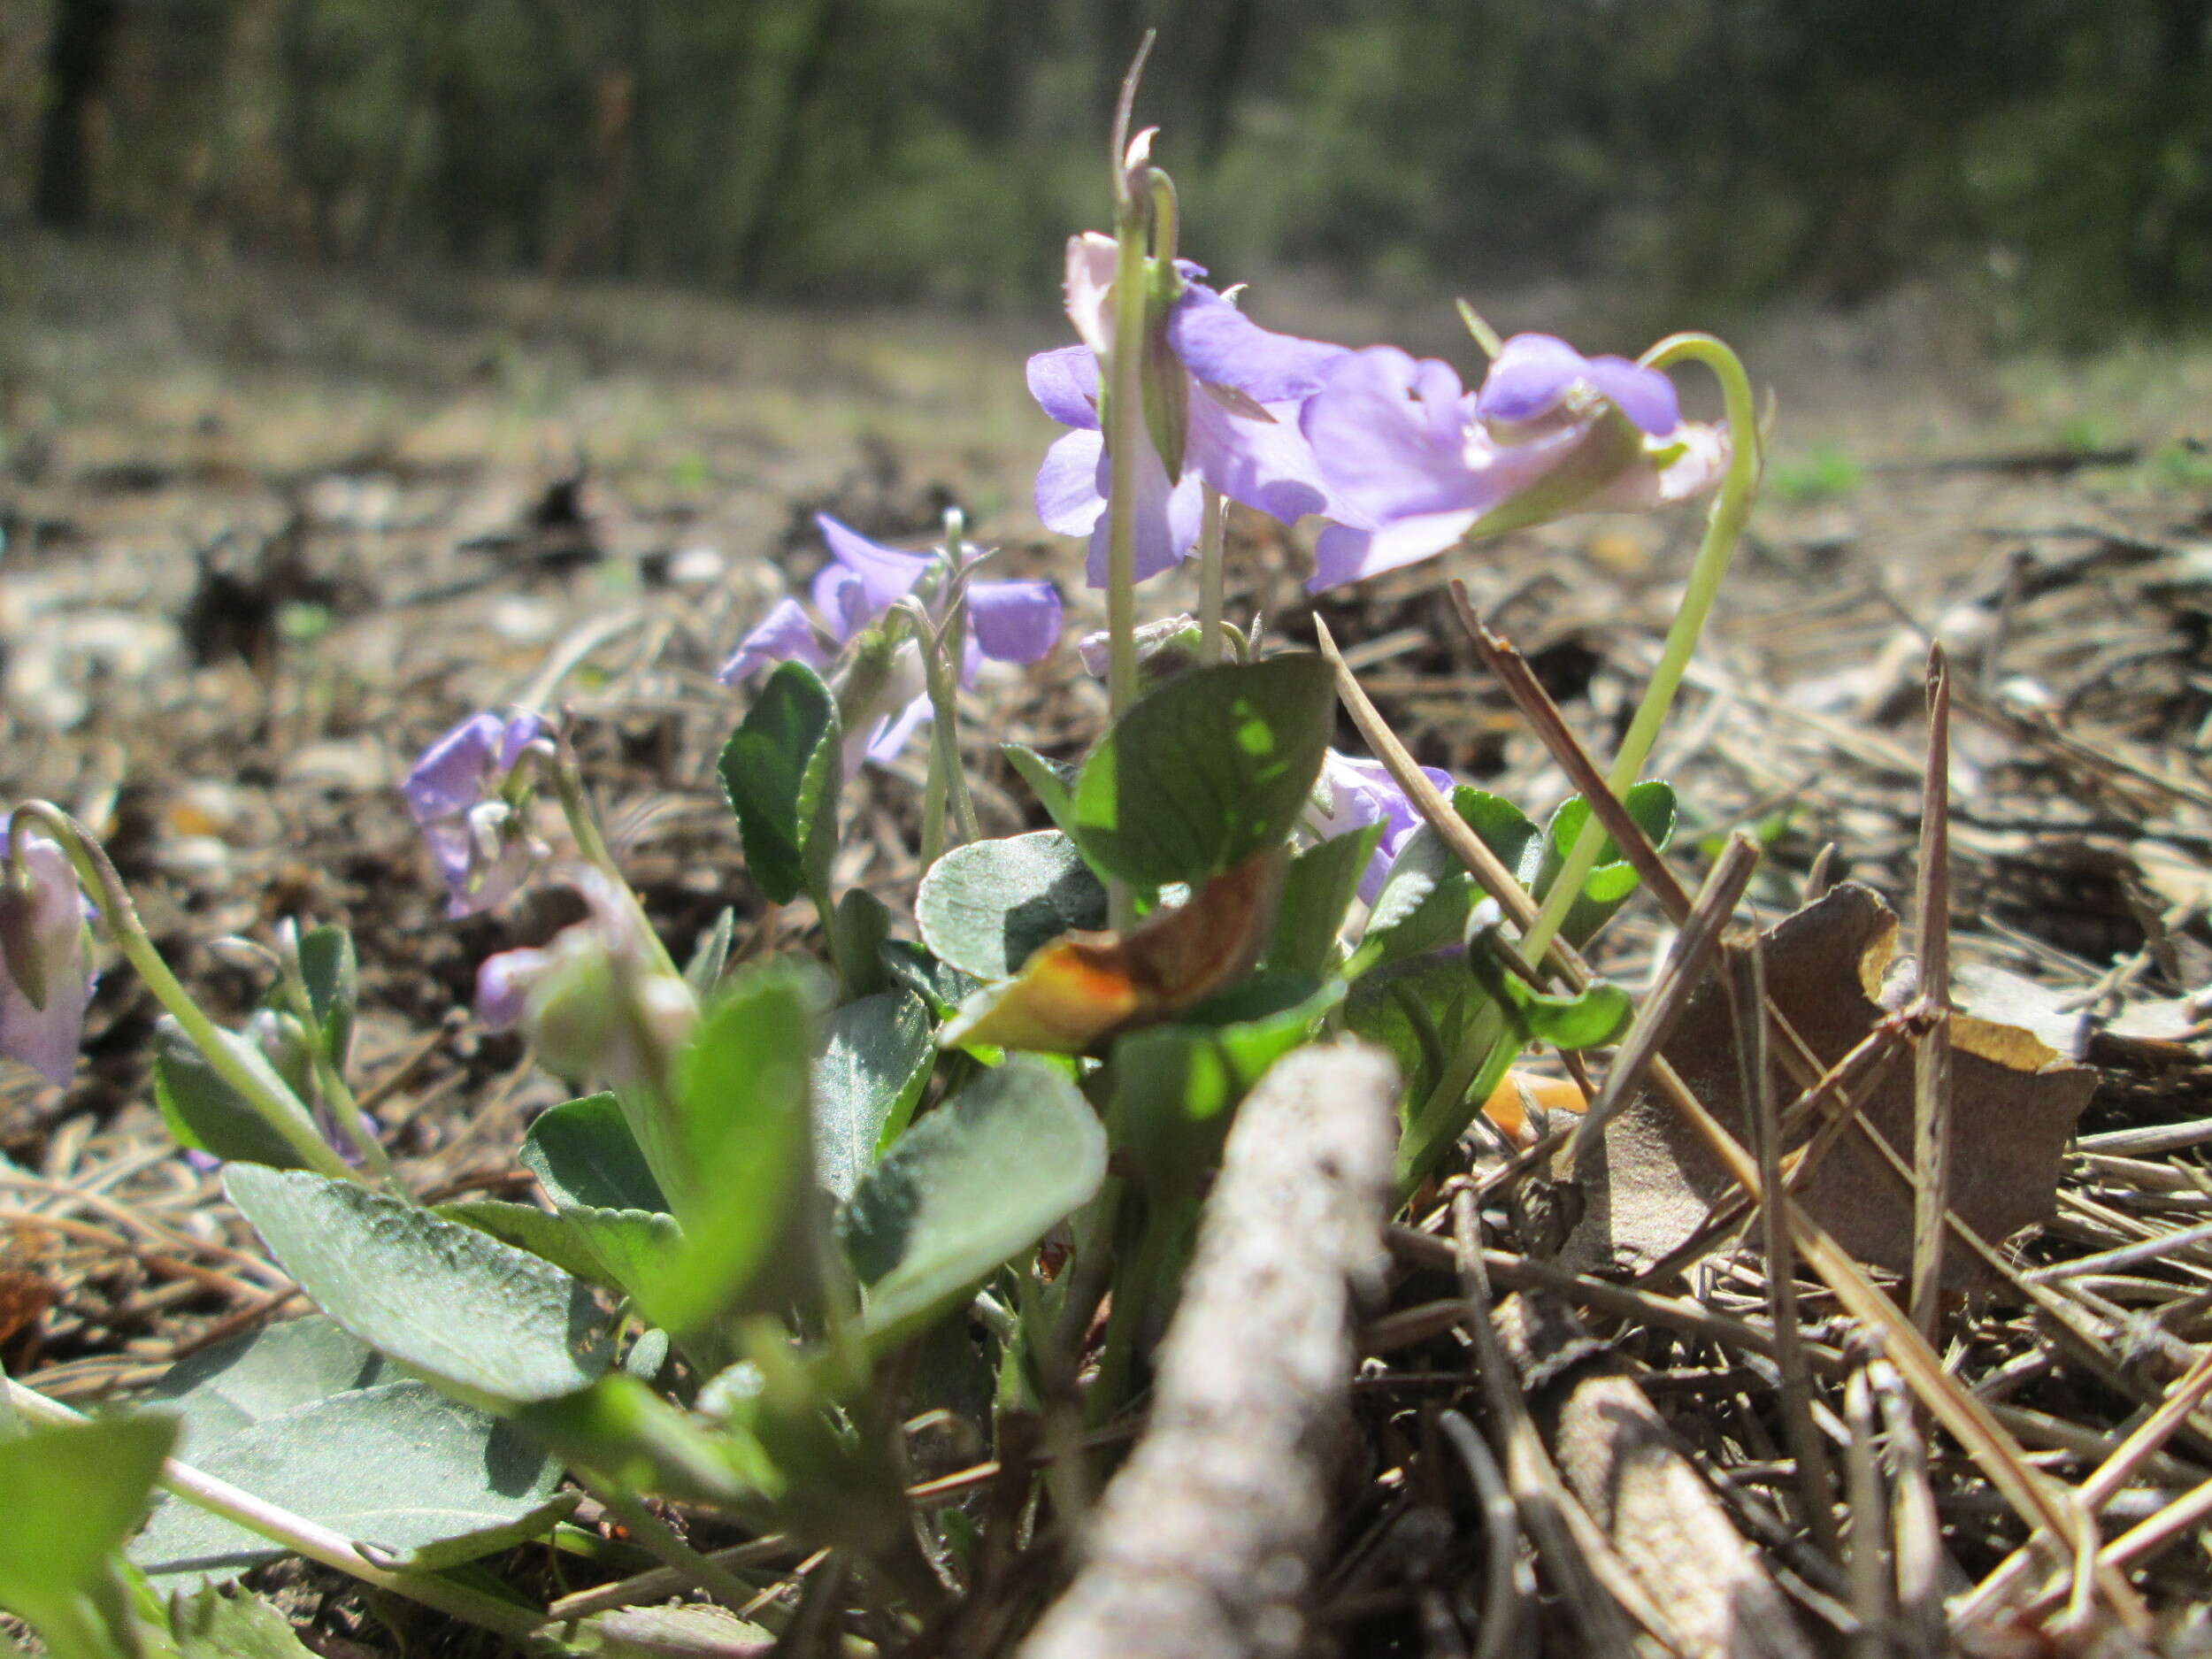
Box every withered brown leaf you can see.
[1563,882,2094,1288]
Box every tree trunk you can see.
[34,0,125,228]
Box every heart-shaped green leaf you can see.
[1070,656,1334,889]
[1524,780,1677,948]
[718,661,843,907]
[916,832,1108,982]
[223,1166,616,1411]
[523,1092,668,1215]
[144,1313,387,1450]
[132,1381,572,1587]
[840,1057,1106,1350]
[440,1198,679,1301]
[151,1019,319,1171]
[814,990,934,1203]
[296,924,357,1068]
[1271,826,1380,978]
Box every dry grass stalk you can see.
[1909,643,1955,1340]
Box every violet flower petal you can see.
[1165,283,1348,403]
[1037,428,1109,537]
[1477,334,1681,437]
[1302,347,1486,525]
[864,691,934,765]
[402,712,505,823]
[1085,431,1205,588]
[966,580,1063,665]
[475,946,549,1032]
[810,564,874,644]
[716,596,826,685]
[816,513,935,615]
[1027,347,1102,431]
[1186,388,1333,526]
[0,836,94,1087]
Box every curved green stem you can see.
[12,804,358,1185]
[1517,334,1759,968]
[533,739,680,982]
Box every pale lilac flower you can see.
[1301,334,1729,591]
[717,513,1062,768]
[0,822,96,1087]
[403,710,547,918]
[476,867,696,1086]
[1031,234,1354,587]
[1310,751,1455,906]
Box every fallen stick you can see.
[1493,1290,1819,1659]
[1018,1042,1400,1659]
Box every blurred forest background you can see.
[2,0,2208,340]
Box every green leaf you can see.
[519,1375,757,1509]
[840,1057,1106,1350]
[222,1166,616,1411]
[1111,977,1347,1190]
[523,1092,668,1215]
[1525,781,1677,948]
[642,962,823,1334]
[1490,971,1633,1051]
[1000,742,1078,831]
[132,1382,571,1586]
[295,926,357,1069]
[830,888,894,999]
[813,990,934,1203]
[1355,788,1539,973]
[439,1198,679,1301]
[150,1019,315,1171]
[144,1314,385,1452]
[1346,955,1486,1108]
[565,1605,778,1657]
[169,1588,318,1659]
[1070,656,1335,889]
[718,661,843,907]
[878,941,979,1018]
[682,909,736,1001]
[0,1414,176,1622]
[1271,826,1380,978]
[915,832,1108,981]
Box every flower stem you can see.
[4,1374,550,1642]
[1102,205,1155,933]
[1197,484,1225,666]
[1516,334,1759,969]
[11,803,358,1186]
[538,739,680,981]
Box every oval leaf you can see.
[839,1056,1106,1350]
[718,661,843,907]
[814,990,935,1203]
[523,1091,669,1215]
[916,831,1108,981]
[1070,656,1334,889]
[132,1381,572,1587]
[223,1165,615,1411]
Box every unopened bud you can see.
[0,876,47,1010]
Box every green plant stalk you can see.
[1102,204,1154,935]
[1517,334,1758,968]
[542,745,681,982]
[1197,484,1225,666]
[4,1376,550,1643]
[916,607,980,858]
[1084,1185,1184,1432]
[1397,336,1758,1187]
[269,956,400,1187]
[10,804,357,1186]
[585,1479,763,1610]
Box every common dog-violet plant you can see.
[0,51,1762,1658]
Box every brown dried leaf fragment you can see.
[1564,881,2094,1287]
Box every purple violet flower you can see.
[717,513,1063,769]
[0,823,96,1088]
[1310,751,1456,906]
[402,710,548,918]
[1300,334,1730,591]
[1031,233,1355,587]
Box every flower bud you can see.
[0,827,96,1088]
